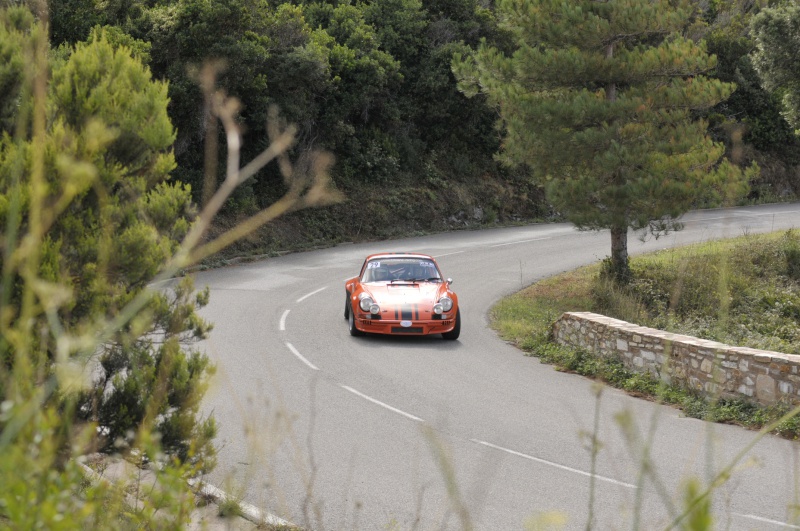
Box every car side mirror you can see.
[447,278,453,285]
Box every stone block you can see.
[756,374,777,404]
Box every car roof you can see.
[364,252,435,261]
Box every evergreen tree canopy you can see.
[454,0,754,281]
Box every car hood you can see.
[364,283,445,306]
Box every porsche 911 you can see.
[344,253,460,340]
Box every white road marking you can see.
[734,513,800,529]
[471,439,636,489]
[297,287,326,303]
[279,309,290,331]
[734,209,800,216]
[433,251,465,258]
[684,215,742,223]
[490,237,551,248]
[286,343,319,371]
[686,210,798,223]
[341,385,424,422]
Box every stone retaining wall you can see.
[552,312,800,406]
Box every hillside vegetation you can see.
[47,0,800,259]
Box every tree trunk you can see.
[606,42,629,282]
[610,225,630,283]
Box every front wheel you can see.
[348,307,365,337]
[442,308,461,340]
[344,293,350,320]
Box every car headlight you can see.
[359,297,373,311]
[369,303,380,314]
[433,303,444,315]
[359,294,374,312]
[439,296,453,312]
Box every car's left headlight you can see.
[439,296,453,312]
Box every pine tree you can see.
[0,16,216,470]
[454,0,754,281]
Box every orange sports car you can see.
[344,253,461,339]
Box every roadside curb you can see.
[78,455,295,530]
[188,478,294,529]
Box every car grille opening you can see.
[391,327,423,334]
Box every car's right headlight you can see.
[439,296,453,312]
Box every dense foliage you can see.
[700,0,800,202]
[47,0,509,213]
[751,2,800,134]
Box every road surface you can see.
[194,204,800,530]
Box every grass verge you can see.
[490,229,800,439]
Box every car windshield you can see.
[362,258,441,283]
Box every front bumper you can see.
[354,314,456,335]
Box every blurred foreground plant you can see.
[0,4,340,527]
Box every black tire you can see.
[348,307,365,336]
[442,308,461,340]
[344,293,350,320]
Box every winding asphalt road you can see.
[195,203,800,530]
